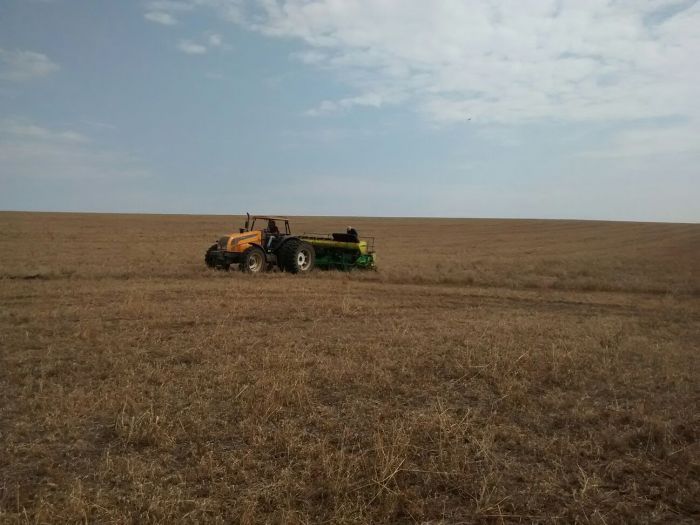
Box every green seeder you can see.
[299,233,377,271]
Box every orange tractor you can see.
[205,214,314,273]
[205,213,376,273]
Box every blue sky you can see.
[0,0,698,221]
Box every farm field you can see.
[1,211,699,523]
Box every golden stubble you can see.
[0,212,698,523]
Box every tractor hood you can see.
[219,230,261,251]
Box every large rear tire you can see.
[240,246,266,274]
[279,240,315,274]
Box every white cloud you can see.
[79,119,117,131]
[163,1,699,129]
[145,0,194,12]
[177,40,207,54]
[176,33,225,55]
[291,49,327,65]
[0,48,59,81]
[142,0,700,170]
[252,1,699,126]
[305,93,385,116]
[1,121,89,143]
[581,121,700,159]
[144,11,178,25]
[0,119,151,180]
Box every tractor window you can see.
[250,219,290,235]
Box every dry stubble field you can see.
[1,212,699,524]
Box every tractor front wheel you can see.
[205,244,218,268]
[279,240,315,274]
[240,246,266,273]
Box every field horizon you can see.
[2,209,698,226]
[1,211,698,523]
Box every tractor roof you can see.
[251,215,289,221]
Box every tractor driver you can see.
[346,226,359,242]
[268,219,280,235]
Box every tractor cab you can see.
[243,215,292,252]
[244,215,292,237]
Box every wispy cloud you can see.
[208,33,223,47]
[259,1,699,126]
[581,121,700,159]
[1,121,88,143]
[144,0,194,13]
[143,0,197,25]
[79,119,117,131]
[151,0,699,168]
[177,39,207,55]
[0,48,59,81]
[0,119,151,180]
[290,50,327,65]
[305,93,385,116]
[176,33,225,55]
[144,11,178,25]
[157,1,699,129]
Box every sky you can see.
[0,0,698,222]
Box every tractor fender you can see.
[273,236,317,255]
[272,236,302,252]
[246,242,273,261]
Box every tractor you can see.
[205,213,376,273]
[205,214,315,273]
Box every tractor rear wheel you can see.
[279,240,315,274]
[240,246,266,273]
[205,244,218,268]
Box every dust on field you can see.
[1,212,699,523]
